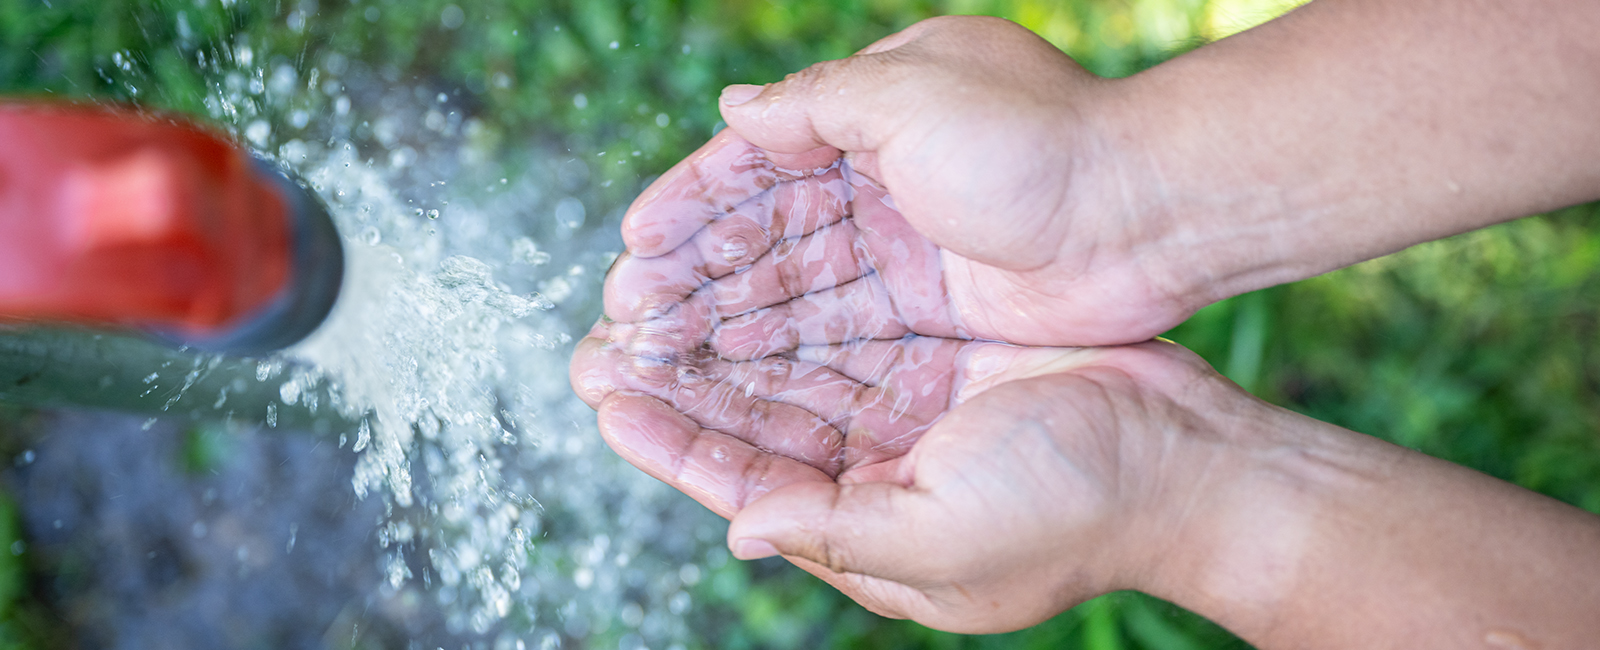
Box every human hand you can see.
[573,324,1089,482]
[573,331,1290,633]
[607,16,1212,356]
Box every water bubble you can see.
[427,209,440,220]
[440,5,465,29]
[361,226,382,246]
[269,64,298,96]
[279,379,302,406]
[511,238,551,266]
[265,404,277,428]
[387,552,413,588]
[245,120,271,147]
[678,564,701,586]
[389,147,417,169]
[554,197,585,229]
[255,361,279,382]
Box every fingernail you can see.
[731,538,779,560]
[721,84,764,107]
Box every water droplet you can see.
[353,420,371,452]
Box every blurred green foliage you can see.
[1,0,1595,648]
[0,409,68,649]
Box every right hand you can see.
[574,331,1305,634]
[606,16,1212,358]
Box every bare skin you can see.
[575,336,1600,645]
[572,3,1600,649]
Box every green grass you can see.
[1,0,1596,648]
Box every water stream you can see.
[10,20,725,649]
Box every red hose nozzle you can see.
[0,103,343,354]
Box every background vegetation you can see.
[1,0,1596,647]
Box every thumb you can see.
[727,480,933,583]
[717,18,956,155]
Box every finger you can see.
[597,392,832,519]
[608,289,718,363]
[623,129,840,258]
[605,354,846,476]
[605,168,854,322]
[846,171,964,337]
[694,165,853,271]
[569,319,619,409]
[697,355,871,427]
[727,481,940,589]
[709,217,873,317]
[711,273,912,360]
[603,249,709,323]
[783,555,926,622]
[701,350,942,473]
[716,16,1015,155]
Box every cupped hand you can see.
[607,16,1208,355]
[573,332,1277,633]
[573,318,1102,480]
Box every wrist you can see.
[1066,76,1279,321]
[1125,398,1392,641]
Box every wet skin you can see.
[602,129,1194,360]
[573,11,1600,647]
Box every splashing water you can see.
[77,25,722,645]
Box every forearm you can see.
[1096,0,1600,305]
[1150,408,1600,649]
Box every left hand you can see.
[572,333,1281,633]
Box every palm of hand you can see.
[574,132,1217,630]
[575,318,1199,630]
[603,132,1184,369]
[575,327,1029,484]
